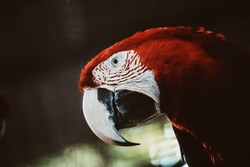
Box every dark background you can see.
[0,0,249,166]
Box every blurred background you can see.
[0,0,250,167]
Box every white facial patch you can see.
[93,50,146,87]
[92,50,161,112]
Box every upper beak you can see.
[82,88,162,146]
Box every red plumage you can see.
[79,27,250,166]
[79,26,224,90]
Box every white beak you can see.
[82,88,139,146]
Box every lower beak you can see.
[82,88,162,146]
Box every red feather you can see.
[79,26,224,90]
[79,27,250,166]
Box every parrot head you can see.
[79,26,224,146]
[80,49,163,146]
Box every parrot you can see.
[0,95,12,139]
[79,26,250,167]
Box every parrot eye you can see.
[111,57,119,67]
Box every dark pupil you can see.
[113,58,118,64]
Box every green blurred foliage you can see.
[20,117,169,167]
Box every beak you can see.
[83,88,162,146]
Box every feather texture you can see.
[79,27,250,166]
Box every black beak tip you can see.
[115,140,141,146]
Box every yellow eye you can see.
[111,57,119,67]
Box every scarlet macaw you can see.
[79,27,250,167]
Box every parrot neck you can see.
[134,39,225,135]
